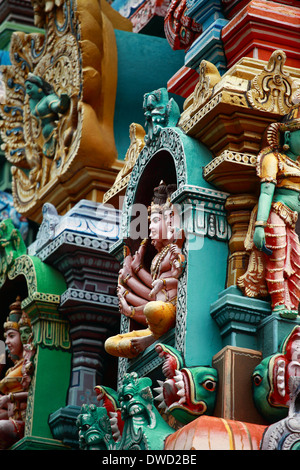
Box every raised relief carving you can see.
[238,105,300,319]
[0,0,118,221]
[143,88,181,144]
[77,372,174,450]
[103,123,146,204]
[186,60,221,116]
[247,50,297,114]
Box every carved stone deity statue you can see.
[105,181,185,358]
[0,297,29,449]
[19,311,35,392]
[25,73,70,161]
[238,105,300,319]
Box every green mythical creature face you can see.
[117,372,174,451]
[252,326,300,424]
[76,404,115,451]
[118,373,154,423]
[154,344,218,425]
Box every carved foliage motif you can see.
[1,2,81,201]
[190,60,221,115]
[247,50,297,114]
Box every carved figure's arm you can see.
[119,251,152,300]
[9,391,28,403]
[118,293,148,326]
[49,93,70,114]
[149,278,178,298]
[131,240,153,288]
[253,182,276,251]
[0,394,10,409]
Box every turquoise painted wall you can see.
[185,237,227,365]
[170,129,229,366]
[114,29,185,159]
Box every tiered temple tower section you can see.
[166,0,300,102]
[0,0,131,223]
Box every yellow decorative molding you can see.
[179,52,300,157]
[179,51,300,195]
[103,123,146,205]
[247,50,296,114]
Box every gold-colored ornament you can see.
[0,0,131,222]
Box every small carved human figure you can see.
[260,376,300,450]
[19,311,35,391]
[105,182,185,358]
[0,297,28,449]
[25,73,70,159]
[238,106,300,319]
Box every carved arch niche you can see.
[111,121,230,384]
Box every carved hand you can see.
[150,279,164,298]
[0,394,10,409]
[253,226,266,251]
[131,240,147,272]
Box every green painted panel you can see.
[29,345,71,438]
[31,255,66,295]
[184,237,228,365]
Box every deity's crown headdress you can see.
[266,103,300,150]
[281,103,300,132]
[3,296,22,333]
[18,311,31,329]
[149,180,177,214]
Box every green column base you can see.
[49,405,81,449]
[257,312,300,357]
[9,436,70,450]
[210,286,271,350]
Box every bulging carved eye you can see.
[203,379,216,392]
[253,374,263,386]
[82,424,90,431]
[123,394,133,401]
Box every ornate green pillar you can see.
[0,219,72,450]
[20,294,71,448]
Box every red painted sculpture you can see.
[238,105,300,319]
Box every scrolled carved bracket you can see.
[247,50,297,114]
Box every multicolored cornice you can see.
[222,0,300,69]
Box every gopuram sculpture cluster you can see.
[0,0,299,451]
